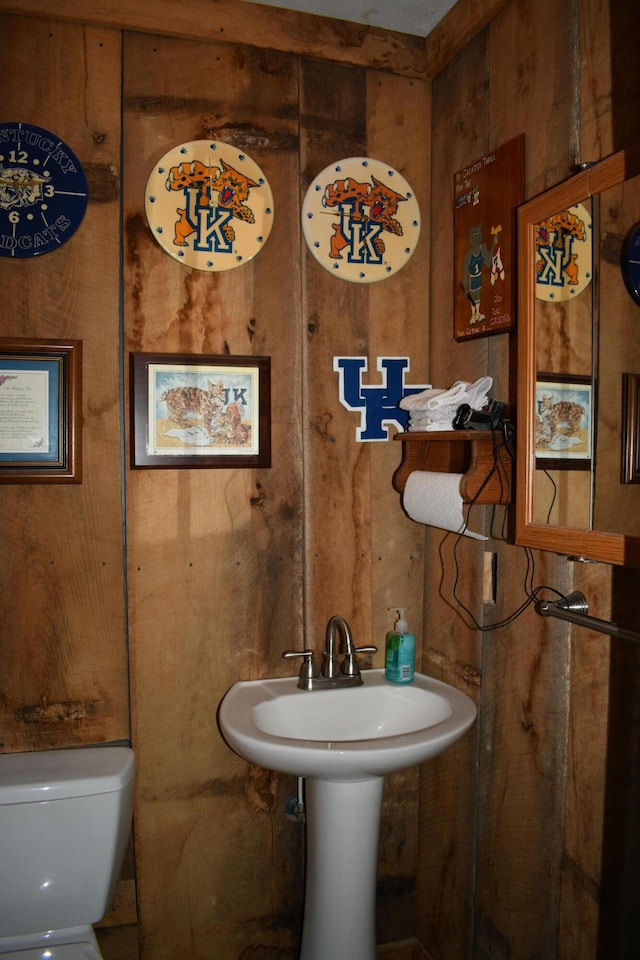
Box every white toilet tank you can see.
[0,745,135,938]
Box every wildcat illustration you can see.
[536,210,586,287]
[161,380,225,431]
[209,400,251,444]
[361,176,406,237]
[536,395,585,448]
[165,158,258,247]
[211,159,258,224]
[162,381,250,446]
[0,165,44,211]
[322,176,405,260]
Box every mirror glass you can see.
[593,172,640,536]
[517,148,640,565]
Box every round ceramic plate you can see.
[302,157,421,283]
[535,202,592,301]
[145,140,274,271]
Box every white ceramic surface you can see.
[0,746,135,942]
[218,668,476,781]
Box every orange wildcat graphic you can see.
[536,209,587,288]
[166,158,258,248]
[362,177,406,237]
[322,175,406,261]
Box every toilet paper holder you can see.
[392,430,511,505]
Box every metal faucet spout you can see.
[283,616,377,690]
[321,615,352,678]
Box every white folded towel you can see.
[400,376,493,413]
[464,376,493,409]
[399,387,447,411]
[423,380,469,409]
[400,375,494,432]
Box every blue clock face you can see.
[0,122,88,259]
[622,222,640,307]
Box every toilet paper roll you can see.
[402,471,488,540]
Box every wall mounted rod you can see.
[536,591,640,644]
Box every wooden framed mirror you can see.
[516,145,640,566]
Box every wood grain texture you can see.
[365,66,430,943]
[299,57,371,646]
[122,30,305,958]
[0,0,426,78]
[417,24,489,960]
[424,0,512,78]
[0,17,128,751]
[475,3,576,958]
[1,3,636,960]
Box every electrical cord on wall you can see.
[541,468,558,523]
[437,420,567,632]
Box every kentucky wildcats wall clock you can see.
[622,221,640,307]
[145,140,274,272]
[0,122,88,259]
[534,202,593,302]
[301,157,421,283]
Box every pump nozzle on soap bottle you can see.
[385,607,415,684]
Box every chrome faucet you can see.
[283,615,377,690]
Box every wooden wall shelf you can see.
[392,430,512,505]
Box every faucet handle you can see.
[340,645,378,677]
[282,649,320,689]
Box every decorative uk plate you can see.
[302,157,421,283]
[534,202,592,301]
[145,140,274,272]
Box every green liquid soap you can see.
[385,607,415,684]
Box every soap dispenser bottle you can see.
[385,608,415,684]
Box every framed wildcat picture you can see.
[130,353,271,469]
[535,373,592,469]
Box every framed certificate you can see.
[0,338,82,483]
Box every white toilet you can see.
[0,745,135,960]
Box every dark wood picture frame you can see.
[535,373,593,470]
[0,337,82,484]
[130,352,271,469]
[622,372,640,484]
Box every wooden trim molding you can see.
[0,0,427,77]
[424,0,512,78]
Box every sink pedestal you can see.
[218,668,477,958]
[300,777,384,960]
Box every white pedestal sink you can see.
[218,668,476,960]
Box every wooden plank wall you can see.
[0,18,128,752]
[2,1,639,959]
[421,1,640,960]
[0,4,429,958]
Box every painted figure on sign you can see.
[490,224,505,284]
[461,223,492,323]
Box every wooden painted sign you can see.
[453,134,525,341]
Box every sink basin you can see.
[218,668,476,781]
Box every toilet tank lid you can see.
[0,746,135,804]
